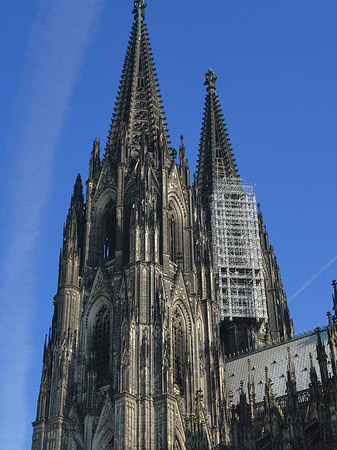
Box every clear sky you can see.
[1,0,337,448]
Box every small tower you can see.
[195,69,293,354]
[32,175,83,448]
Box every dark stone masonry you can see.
[32,2,337,449]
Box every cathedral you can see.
[31,2,337,449]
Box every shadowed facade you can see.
[32,2,337,449]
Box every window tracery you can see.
[172,308,187,392]
[93,304,111,385]
[168,200,184,264]
[169,211,177,263]
[102,201,116,260]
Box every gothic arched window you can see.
[123,194,136,264]
[172,308,187,392]
[103,201,116,260]
[169,212,177,263]
[93,305,111,386]
[169,200,183,264]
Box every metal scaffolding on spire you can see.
[211,176,268,321]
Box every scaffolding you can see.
[211,176,268,321]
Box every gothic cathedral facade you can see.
[33,2,337,449]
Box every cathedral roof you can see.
[196,69,238,202]
[107,1,169,157]
[225,328,331,405]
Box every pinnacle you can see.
[287,347,296,384]
[309,353,314,370]
[73,174,83,196]
[248,359,253,381]
[70,174,83,207]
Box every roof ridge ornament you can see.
[204,68,217,89]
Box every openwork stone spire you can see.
[197,69,238,203]
[107,1,169,158]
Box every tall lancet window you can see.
[169,201,183,264]
[103,201,116,260]
[169,212,177,263]
[172,308,187,392]
[93,304,111,386]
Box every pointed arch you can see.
[175,428,186,450]
[172,303,191,393]
[69,432,84,449]
[169,209,177,263]
[85,297,112,387]
[93,189,117,263]
[82,268,112,334]
[102,200,116,260]
[197,312,207,395]
[92,394,115,449]
[93,304,111,386]
[168,197,184,264]
[172,308,186,391]
[92,426,114,450]
[123,186,136,263]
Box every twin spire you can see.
[197,69,238,203]
[108,2,238,188]
[107,0,168,158]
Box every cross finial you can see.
[204,68,217,89]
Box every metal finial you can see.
[133,0,147,17]
[133,1,147,40]
[204,68,217,89]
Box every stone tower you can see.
[32,2,295,449]
[32,2,227,449]
[195,69,293,355]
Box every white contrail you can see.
[0,0,106,448]
[288,254,337,302]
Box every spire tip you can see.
[205,68,217,89]
[133,0,147,18]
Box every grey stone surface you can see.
[31,2,337,449]
[225,330,331,404]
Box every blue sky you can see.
[1,0,337,447]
